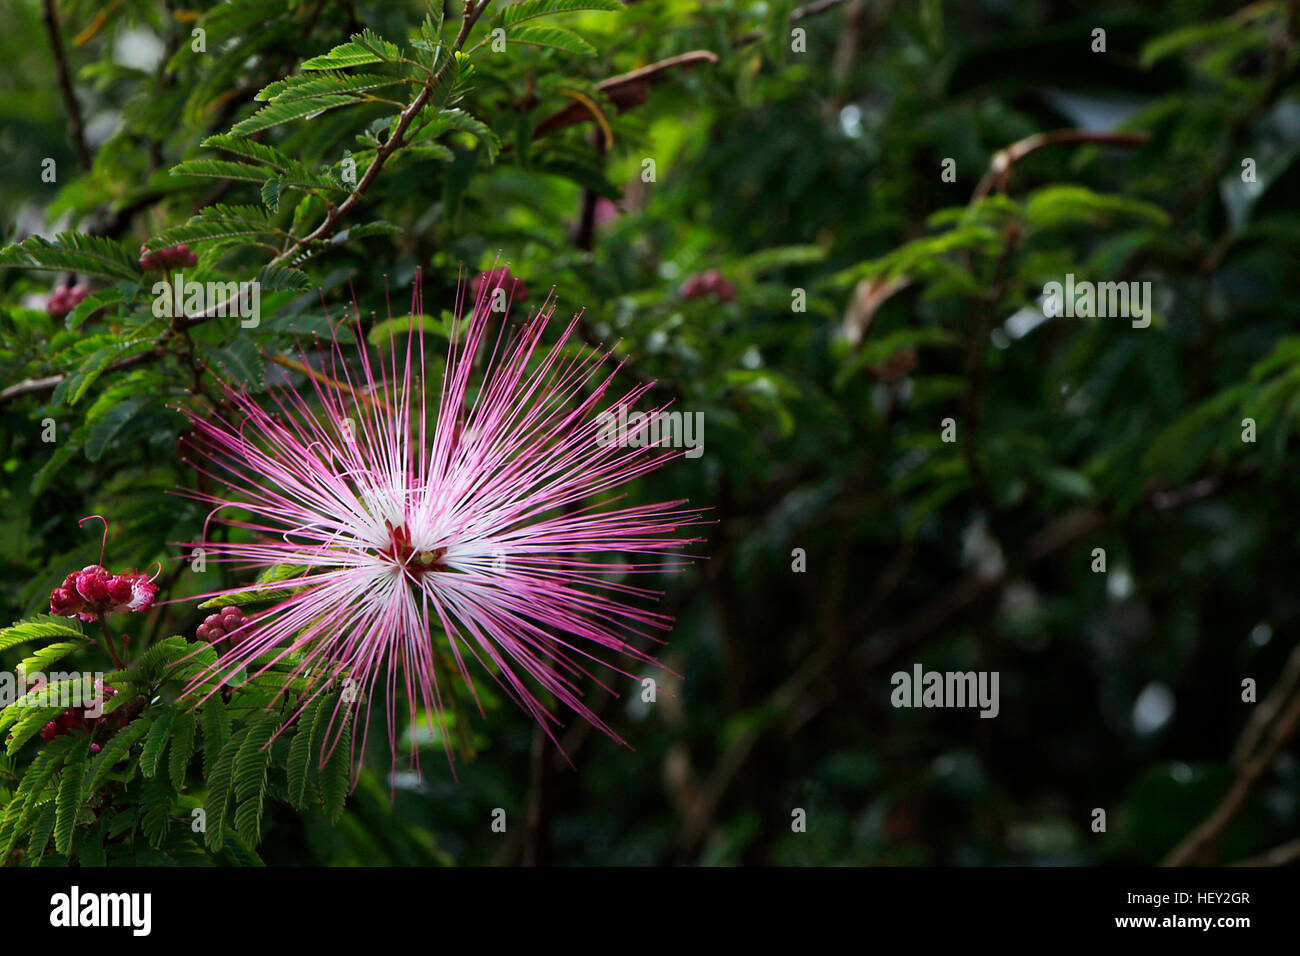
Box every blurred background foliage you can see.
[2,0,1300,865]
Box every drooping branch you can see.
[531,51,719,139]
[971,130,1151,202]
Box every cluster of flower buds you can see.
[472,266,529,303]
[138,243,198,271]
[196,606,248,648]
[46,284,89,320]
[679,269,736,303]
[49,565,158,622]
[40,681,125,752]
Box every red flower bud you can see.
[49,587,84,617]
[75,565,111,603]
[106,575,134,605]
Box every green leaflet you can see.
[16,639,89,676]
[139,709,176,778]
[497,0,622,29]
[203,722,246,852]
[0,233,141,281]
[169,712,197,791]
[84,716,153,795]
[319,708,354,823]
[53,735,93,855]
[201,696,231,780]
[0,616,84,653]
[286,693,328,809]
[506,26,596,57]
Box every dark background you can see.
[2,0,1299,865]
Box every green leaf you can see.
[287,693,328,809]
[207,339,266,389]
[201,697,231,780]
[169,712,197,791]
[229,95,357,137]
[54,735,92,854]
[140,710,176,778]
[507,26,596,56]
[201,134,297,172]
[54,339,157,408]
[31,442,82,496]
[170,159,274,183]
[18,640,88,675]
[5,707,66,755]
[222,832,266,867]
[301,30,400,70]
[26,799,57,865]
[498,0,622,28]
[229,712,278,848]
[85,394,152,461]
[258,72,403,102]
[1025,186,1170,231]
[736,245,828,275]
[1141,21,1233,68]
[0,616,83,653]
[412,108,499,162]
[334,222,401,242]
[84,716,153,794]
[261,178,283,212]
[234,712,278,802]
[203,723,245,851]
[319,707,353,822]
[0,735,74,860]
[65,286,129,331]
[256,264,312,292]
[0,233,141,281]
[198,563,309,610]
[145,218,274,249]
[140,774,175,849]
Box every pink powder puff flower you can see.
[177,274,703,776]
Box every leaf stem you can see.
[97,617,126,669]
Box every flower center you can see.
[378,521,445,580]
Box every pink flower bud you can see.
[106,575,133,605]
[49,587,84,617]
[75,566,111,603]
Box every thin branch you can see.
[1163,677,1300,866]
[1233,640,1300,767]
[532,51,719,139]
[1231,837,1300,867]
[41,0,93,172]
[971,130,1150,203]
[271,0,493,266]
[265,352,395,414]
